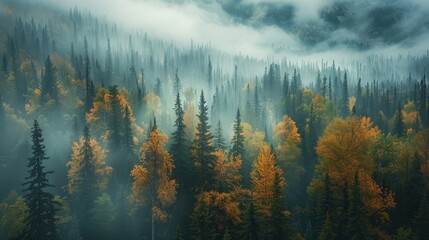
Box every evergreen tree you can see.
[208,56,212,90]
[21,120,59,240]
[414,191,429,240]
[241,201,259,240]
[230,108,244,158]
[108,85,122,151]
[84,36,93,112]
[105,38,112,85]
[317,213,335,240]
[394,102,405,138]
[213,120,226,150]
[341,72,349,118]
[77,126,98,240]
[170,93,192,234]
[191,90,216,190]
[346,173,370,240]
[40,55,57,103]
[270,171,291,240]
[174,68,182,95]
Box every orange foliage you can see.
[214,150,242,191]
[66,137,112,195]
[251,145,285,218]
[314,116,395,222]
[316,116,379,187]
[129,128,176,221]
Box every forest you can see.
[0,0,429,239]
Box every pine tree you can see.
[270,171,291,240]
[84,36,93,112]
[191,90,216,190]
[21,120,59,240]
[108,85,122,151]
[170,92,193,235]
[414,191,429,240]
[208,56,212,90]
[230,108,244,158]
[105,38,113,85]
[77,126,98,240]
[394,102,405,138]
[317,212,335,240]
[241,201,259,240]
[347,173,370,240]
[341,72,349,118]
[174,68,182,95]
[213,120,226,150]
[40,55,57,103]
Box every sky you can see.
[39,0,429,58]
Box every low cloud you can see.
[40,0,429,58]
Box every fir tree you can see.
[414,191,429,240]
[174,68,182,95]
[341,72,349,118]
[108,85,122,151]
[77,126,99,239]
[40,55,57,103]
[394,102,405,138]
[347,173,370,240]
[230,108,244,158]
[213,120,226,150]
[191,90,216,190]
[21,120,59,240]
[241,201,259,240]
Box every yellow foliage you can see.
[144,91,161,116]
[242,122,266,161]
[66,137,112,195]
[184,105,198,139]
[274,115,301,163]
[251,145,285,218]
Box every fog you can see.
[1,0,429,239]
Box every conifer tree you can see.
[191,90,216,190]
[77,126,98,240]
[346,173,370,240]
[231,108,244,158]
[394,102,405,138]
[213,120,226,151]
[341,72,349,118]
[21,120,59,240]
[40,55,57,103]
[129,121,176,240]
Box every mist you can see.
[1,0,429,239]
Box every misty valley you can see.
[0,0,429,240]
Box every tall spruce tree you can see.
[394,102,405,138]
[77,126,98,240]
[346,173,370,240]
[40,55,57,103]
[341,72,349,118]
[191,90,215,190]
[21,120,59,240]
[213,120,226,150]
[230,108,244,158]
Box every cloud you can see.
[40,0,302,58]
[39,0,429,58]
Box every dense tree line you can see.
[1,1,429,240]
